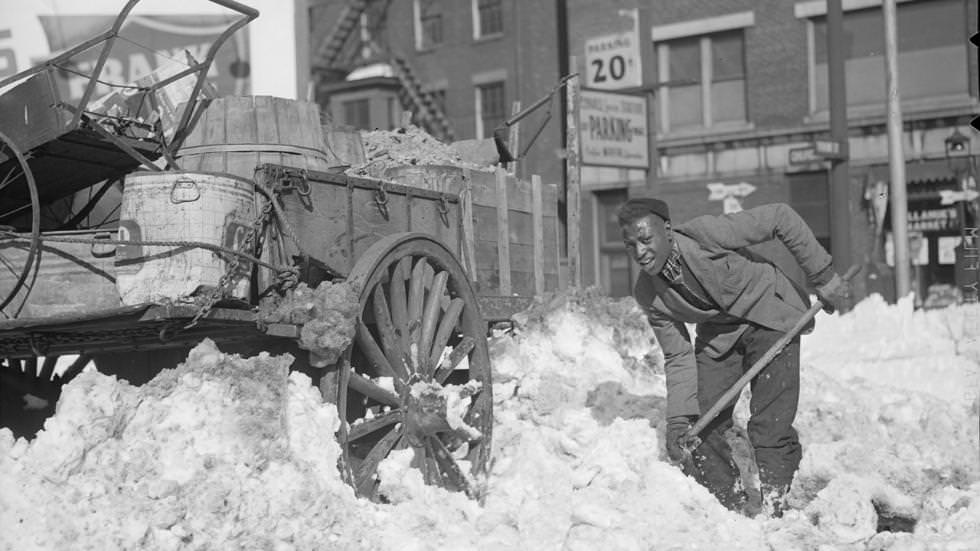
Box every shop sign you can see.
[908,207,957,233]
[584,29,642,89]
[579,89,648,169]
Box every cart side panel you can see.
[466,169,560,298]
[275,173,461,279]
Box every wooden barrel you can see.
[175,95,340,179]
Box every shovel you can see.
[678,264,861,458]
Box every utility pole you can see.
[883,0,912,299]
[826,0,853,290]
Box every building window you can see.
[414,0,444,50]
[808,0,969,113]
[595,189,633,297]
[657,30,748,133]
[474,0,503,39]
[342,98,371,129]
[475,81,506,138]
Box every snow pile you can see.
[1,290,979,550]
[258,281,359,367]
[0,342,383,550]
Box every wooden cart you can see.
[0,0,564,502]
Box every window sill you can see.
[473,32,504,44]
[657,121,756,144]
[804,94,979,126]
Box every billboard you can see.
[0,0,305,100]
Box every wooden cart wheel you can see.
[0,130,41,316]
[0,353,92,438]
[330,233,492,500]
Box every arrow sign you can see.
[939,189,980,205]
[707,182,757,200]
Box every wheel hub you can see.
[403,383,451,446]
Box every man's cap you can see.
[622,197,670,221]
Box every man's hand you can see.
[665,415,697,463]
[816,272,850,313]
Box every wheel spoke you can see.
[38,356,58,381]
[434,336,476,385]
[419,270,449,371]
[59,354,91,382]
[372,285,411,380]
[428,435,474,497]
[348,409,403,441]
[348,371,400,407]
[427,298,464,378]
[355,424,403,496]
[0,163,23,193]
[355,320,398,380]
[389,258,411,354]
[407,258,429,341]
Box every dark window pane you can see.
[668,36,701,84]
[478,0,503,36]
[343,98,371,129]
[596,189,629,245]
[812,0,968,109]
[478,81,506,137]
[711,31,744,81]
[419,0,443,48]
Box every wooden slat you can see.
[461,169,478,282]
[495,168,511,295]
[531,174,545,296]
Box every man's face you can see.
[621,214,672,275]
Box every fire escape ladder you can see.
[313,0,370,72]
[390,55,454,141]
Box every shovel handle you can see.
[680,264,861,452]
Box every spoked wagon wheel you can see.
[330,233,492,501]
[0,353,92,438]
[0,130,41,316]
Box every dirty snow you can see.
[1,290,978,550]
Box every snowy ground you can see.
[1,291,978,550]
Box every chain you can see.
[437,195,451,227]
[184,196,275,330]
[374,182,390,220]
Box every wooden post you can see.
[565,63,582,288]
[495,168,512,295]
[461,168,478,283]
[507,101,521,175]
[531,174,545,296]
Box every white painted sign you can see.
[584,30,642,89]
[939,180,979,205]
[579,89,648,168]
[707,182,757,213]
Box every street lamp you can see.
[945,128,977,303]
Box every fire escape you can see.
[311,0,454,141]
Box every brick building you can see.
[311,0,978,303]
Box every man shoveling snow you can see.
[617,199,849,517]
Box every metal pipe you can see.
[883,0,912,299]
[826,0,853,295]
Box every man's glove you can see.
[665,415,697,463]
[816,272,850,313]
